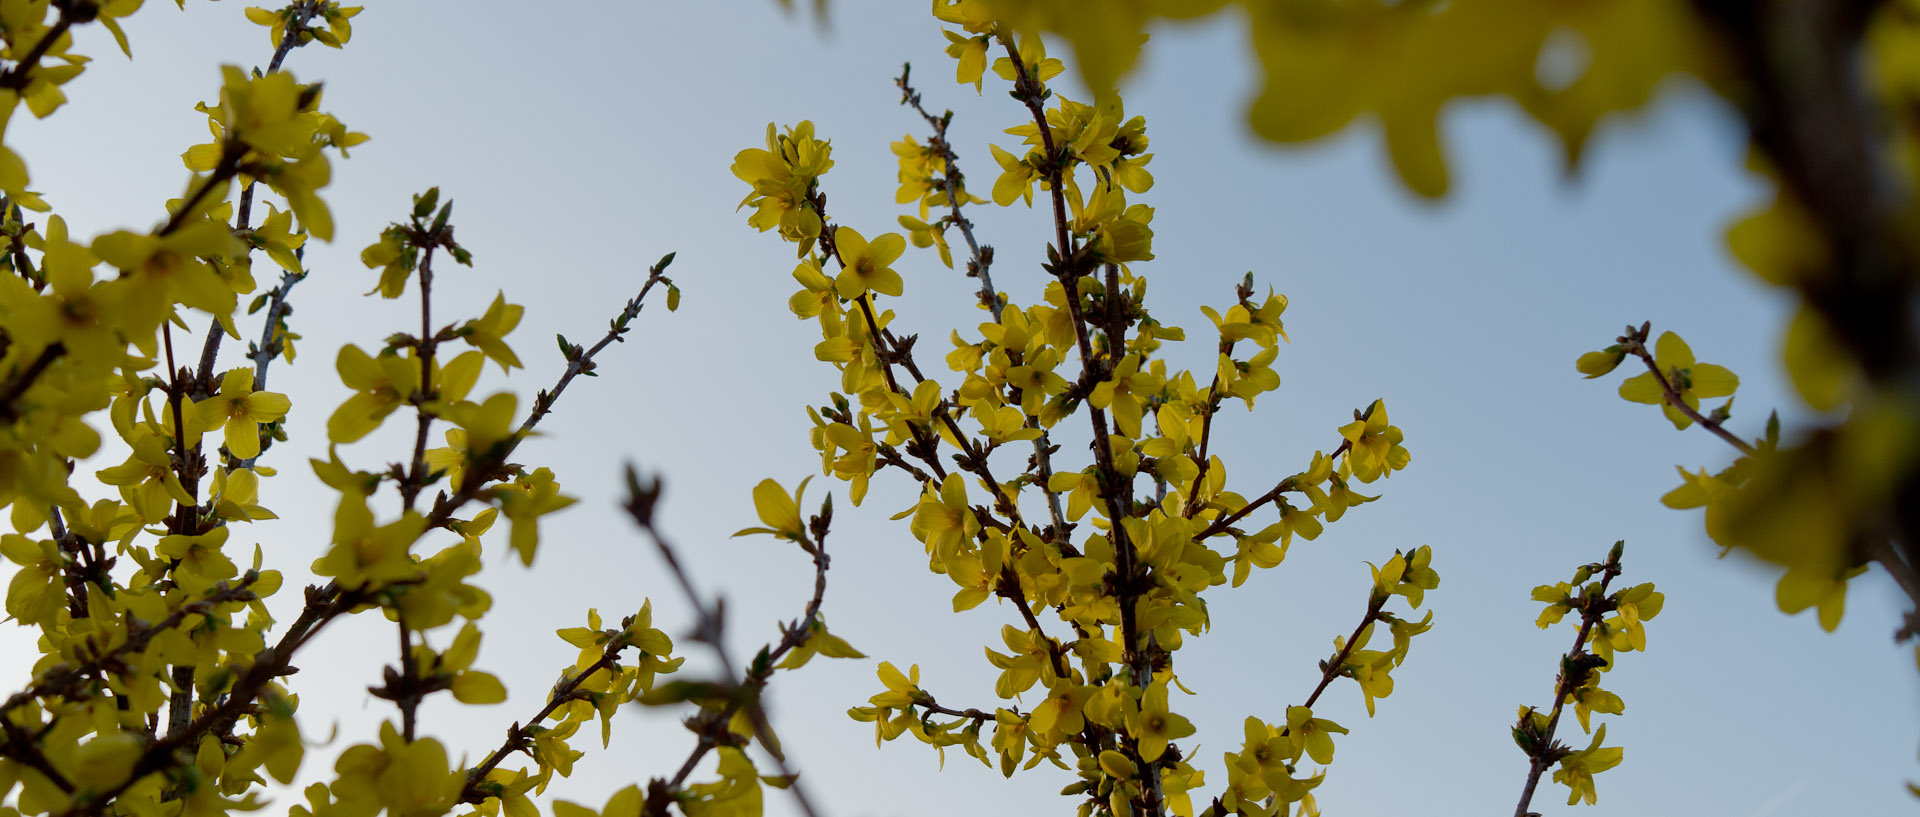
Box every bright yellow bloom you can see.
[991,34,1064,83]
[1338,399,1411,483]
[96,428,196,523]
[494,467,575,566]
[1128,681,1194,762]
[92,220,242,349]
[1552,724,1624,805]
[732,477,813,544]
[329,344,420,444]
[988,143,1041,207]
[833,226,906,299]
[311,494,426,589]
[462,292,525,372]
[911,473,981,565]
[1617,331,1738,429]
[870,661,922,708]
[155,526,240,594]
[1284,705,1347,765]
[195,367,292,459]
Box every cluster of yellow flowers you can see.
[1515,542,1662,809]
[734,3,1434,815]
[0,4,771,817]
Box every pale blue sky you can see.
[3,2,1914,816]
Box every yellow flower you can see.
[869,661,922,708]
[899,214,954,268]
[330,722,463,817]
[96,428,196,523]
[1284,705,1347,765]
[833,226,906,298]
[988,143,1042,207]
[439,622,507,704]
[247,203,308,274]
[1552,724,1624,806]
[991,34,1064,83]
[1617,331,1737,430]
[943,30,992,90]
[447,391,521,460]
[911,473,982,564]
[1338,399,1411,483]
[494,467,576,566]
[195,367,292,459]
[155,526,240,594]
[312,495,426,590]
[787,257,844,332]
[92,220,243,348]
[329,344,420,444]
[0,216,122,369]
[732,477,813,544]
[1128,681,1194,762]
[1,534,61,625]
[461,292,525,372]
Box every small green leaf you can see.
[412,187,439,220]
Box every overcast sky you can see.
[3,2,1915,816]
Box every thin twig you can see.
[895,63,999,320]
[1191,438,1352,543]
[626,473,830,817]
[400,244,441,513]
[459,649,624,802]
[892,65,1077,540]
[1298,594,1386,717]
[517,260,672,436]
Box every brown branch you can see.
[0,11,74,91]
[248,268,304,392]
[1180,372,1227,518]
[0,715,73,794]
[895,63,999,320]
[395,614,419,742]
[458,647,624,802]
[0,343,62,422]
[265,1,319,75]
[400,244,441,513]
[915,697,998,722]
[159,152,242,237]
[1298,593,1387,718]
